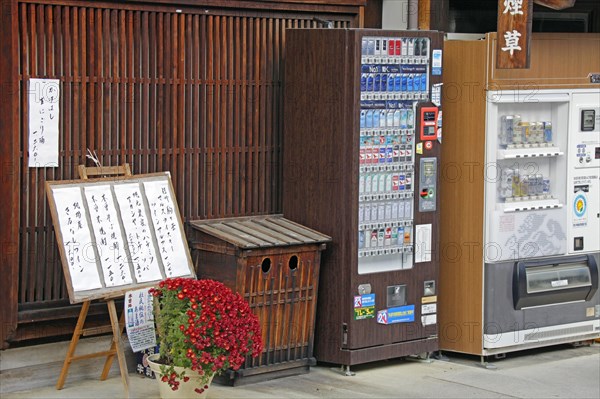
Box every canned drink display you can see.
[512,170,522,197]
[543,121,553,143]
[520,122,532,144]
[543,179,550,195]
[499,168,514,199]
[535,122,545,144]
[500,115,514,146]
[501,115,556,147]
[508,115,521,145]
[535,174,544,195]
[520,175,530,196]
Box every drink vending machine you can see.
[283,29,444,368]
[439,33,600,361]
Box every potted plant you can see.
[147,277,263,398]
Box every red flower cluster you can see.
[150,278,263,393]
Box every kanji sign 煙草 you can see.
[496,0,533,69]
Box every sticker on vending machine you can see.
[432,49,442,75]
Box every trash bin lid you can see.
[188,214,331,249]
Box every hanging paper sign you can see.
[125,288,157,353]
[496,0,533,69]
[28,78,60,167]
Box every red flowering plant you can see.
[149,277,263,394]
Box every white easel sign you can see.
[28,78,60,167]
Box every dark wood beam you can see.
[0,0,20,349]
[419,0,449,32]
[534,0,576,10]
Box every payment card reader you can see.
[418,157,437,212]
[419,106,439,142]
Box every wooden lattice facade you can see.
[0,0,364,348]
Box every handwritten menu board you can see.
[46,173,195,303]
[28,78,60,167]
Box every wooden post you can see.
[55,164,132,397]
[496,0,534,69]
[418,0,449,32]
[0,0,20,350]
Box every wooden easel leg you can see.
[100,307,125,380]
[56,301,90,390]
[106,299,130,397]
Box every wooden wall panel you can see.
[439,40,487,355]
[6,0,357,345]
[487,32,600,89]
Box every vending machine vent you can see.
[523,324,594,342]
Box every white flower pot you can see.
[147,354,214,399]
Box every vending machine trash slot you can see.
[513,254,598,309]
[187,215,331,385]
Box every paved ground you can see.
[2,344,599,399]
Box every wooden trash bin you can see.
[187,215,331,385]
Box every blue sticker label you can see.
[354,294,375,308]
[377,305,415,324]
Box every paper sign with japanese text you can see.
[28,78,60,167]
[46,172,196,304]
[125,288,157,353]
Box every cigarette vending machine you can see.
[283,29,444,367]
[440,33,600,360]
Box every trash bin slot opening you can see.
[288,255,299,270]
[261,257,272,273]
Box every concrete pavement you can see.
[2,343,599,399]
